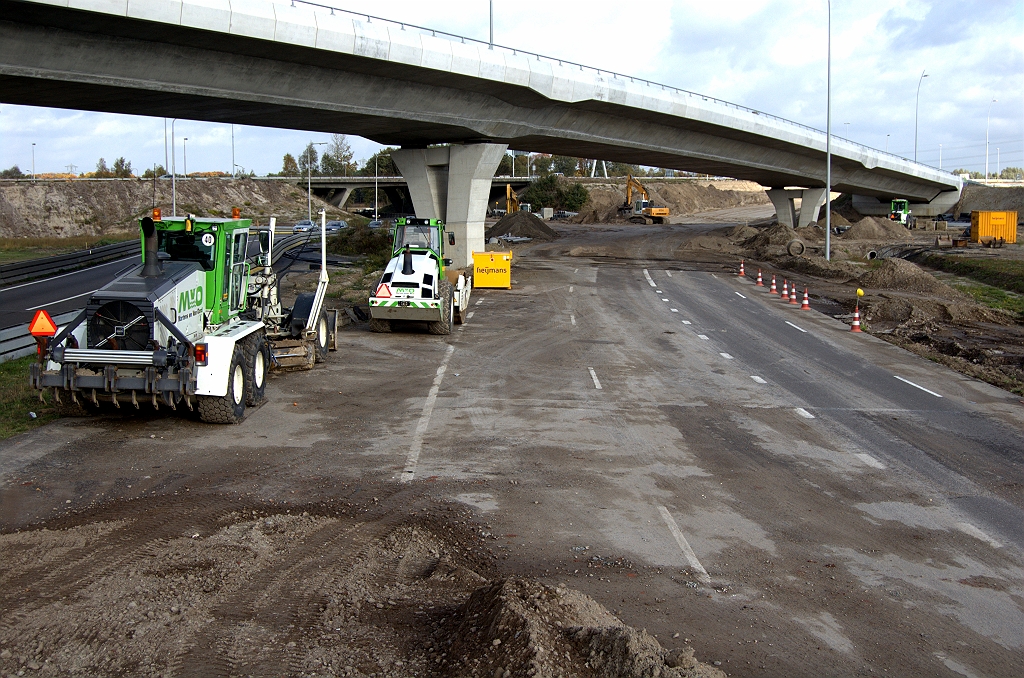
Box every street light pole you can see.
[171,118,177,215]
[489,0,493,49]
[825,0,832,262]
[914,70,928,162]
[308,141,326,222]
[885,134,890,153]
[986,98,997,183]
[183,138,188,178]
[374,155,378,221]
[939,144,942,170]
[31,143,35,179]
[231,124,235,177]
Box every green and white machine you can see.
[889,199,915,228]
[31,209,335,423]
[367,217,471,335]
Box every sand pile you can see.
[772,255,860,281]
[448,576,724,678]
[742,223,798,253]
[857,258,961,297]
[487,211,559,241]
[840,216,911,241]
[572,180,769,223]
[794,223,826,242]
[954,184,1024,222]
[828,194,864,223]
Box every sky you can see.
[1,0,1021,177]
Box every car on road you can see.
[325,220,348,232]
[366,220,384,229]
[292,220,315,233]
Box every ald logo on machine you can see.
[177,285,204,321]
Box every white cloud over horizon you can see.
[1,0,1021,177]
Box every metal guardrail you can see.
[0,240,140,286]
[0,309,81,364]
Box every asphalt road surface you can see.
[2,225,1023,677]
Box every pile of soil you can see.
[742,222,798,255]
[954,184,1024,223]
[572,180,768,224]
[857,258,961,297]
[839,216,911,242]
[0,178,351,238]
[794,223,826,242]
[828,194,864,223]
[770,255,860,281]
[487,211,559,241]
[0,496,723,677]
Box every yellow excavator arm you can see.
[624,174,650,205]
[506,184,520,214]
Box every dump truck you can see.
[367,217,471,335]
[618,174,670,224]
[30,208,335,423]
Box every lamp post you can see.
[914,70,928,162]
[308,141,326,222]
[825,0,832,262]
[171,118,178,215]
[489,0,493,49]
[843,122,849,138]
[31,143,35,179]
[885,134,890,153]
[986,98,997,183]
[939,144,942,170]
[374,155,379,221]
[183,137,188,178]
[231,124,235,177]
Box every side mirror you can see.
[448,232,455,246]
[443,258,453,266]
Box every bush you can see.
[521,175,590,211]
[326,223,394,271]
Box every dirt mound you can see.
[828,194,864,223]
[771,255,860,281]
[487,211,559,241]
[857,258,961,297]
[840,216,911,242]
[0,178,351,238]
[954,184,1024,222]
[794,223,826,242]
[572,180,769,224]
[742,223,799,255]
[864,297,1015,326]
[449,577,724,678]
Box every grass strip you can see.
[0,355,56,440]
[918,253,1024,295]
[0,233,137,265]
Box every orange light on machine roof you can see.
[232,207,241,219]
[152,207,162,221]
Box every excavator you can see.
[506,184,520,214]
[618,174,670,224]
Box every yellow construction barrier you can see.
[473,251,512,289]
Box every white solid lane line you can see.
[735,292,746,299]
[658,506,710,584]
[750,376,767,384]
[795,408,815,419]
[588,367,603,390]
[785,321,808,333]
[26,289,98,310]
[400,344,455,483]
[0,256,136,293]
[570,314,576,326]
[855,453,886,469]
[720,353,734,360]
[681,320,692,325]
[956,522,1002,549]
[894,375,943,398]
[697,334,709,340]
[643,269,656,287]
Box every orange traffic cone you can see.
[781,279,788,299]
[738,260,745,277]
[756,269,764,286]
[789,284,798,304]
[801,288,811,310]
[851,305,863,332]
[769,275,777,294]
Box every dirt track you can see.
[2,217,1024,678]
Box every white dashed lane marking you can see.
[795,408,815,419]
[697,334,709,341]
[466,312,475,319]
[681,320,692,325]
[750,376,767,384]
[735,292,746,299]
[785,321,807,333]
[570,314,576,326]
[894,375,943,398]
[720,353,734,360]
[643,269,656,287]
[670,308,679,313]
[569,285,574,293]
[588,367,603,390]
[956,522,1002,549]
[855,453,886,469]
[665,270,673,277]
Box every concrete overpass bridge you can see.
[1,0,962,265]
[303,176,532,213]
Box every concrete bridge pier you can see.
[766,188,828,229]
[392,144,508,268]
[325,187,353,209]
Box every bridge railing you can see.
[291,0,945,174]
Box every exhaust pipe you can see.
[141,216,161,277]
[402,246,414,276]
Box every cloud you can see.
[1,0,1020,175]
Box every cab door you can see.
[223,229,249,314]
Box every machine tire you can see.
[368,318,392,333]
[197,346,247,424]
[243,330,269,406]
[313,312,329,363]
[428,281,454,336]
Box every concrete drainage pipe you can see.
[786,239,806,256]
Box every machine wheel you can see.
[428,281,454,336]
[313,312,329,363]
[243,330,269,406]
[368,318,392,333]
[197,346,247,424]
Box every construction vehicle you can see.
[30,208,336,423]
[888,199,916,228]
[367,217,471,334]
[618,174,670,224]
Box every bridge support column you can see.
[392,143,508,268]
[766,188,827,229]
[326,187,353,209]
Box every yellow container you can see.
[473,251,512,289]
[970,211,1018,244]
